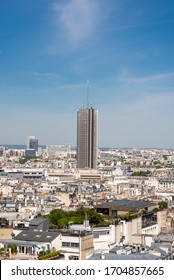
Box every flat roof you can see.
[95,199,155,211]
[88,252,161,260]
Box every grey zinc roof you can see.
[88,253,161,260]
[14,230,60,242]
[29,218,47,226]
[2,239,48,247]
[158,235,174,242]
[96,199,155,210]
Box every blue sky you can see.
[1,0,174,148]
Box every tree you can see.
[131,171,148,177]
[19,156,35,164]
[48,209,67,225]
[158,201,168,209]
[47,207,105,228]
[7,243,17,254]
[88,210,104,225]
[76,207,105,225]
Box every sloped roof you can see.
[14,230,60,242]
[29,218,47,226]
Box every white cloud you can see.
[117,71,174,84]
[51,0,102,45]
[100,18,174,33]
[32,71,62,81]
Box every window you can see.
[62,242,70,247]
[62,242,79,248]
[69,255,79,260]
[71,243,79,248]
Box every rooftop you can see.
[95,199,155,211]
[13,230,60,242]
[29,218,47,226]
[88,252,161,260]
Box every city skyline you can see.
[1,0,174,148]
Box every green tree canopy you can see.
[158,201,168,209]
[19,156,36,164]
[49,209,67,225]
[131,171,149,176]
[48,207,105,228]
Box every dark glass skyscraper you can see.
[77,107,98,169]
[27,136,38,151]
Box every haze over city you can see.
[1,0,174,148]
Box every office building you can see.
[25,149,36,157]
[27,136,38,151]
[0,146,5,157]
[77,107,98,169]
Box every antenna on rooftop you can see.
[84,212,89,230]
[86,80,90,108]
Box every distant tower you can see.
[77,107,98,169]
[27,136,38,151]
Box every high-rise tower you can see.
[77,107,98,169]
[27,136,38,151]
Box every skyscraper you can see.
[77,107,98,169]
[27,136,38,151]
